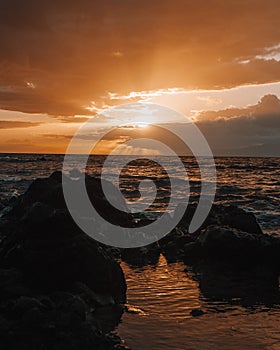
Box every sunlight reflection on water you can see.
[118,255,280,350]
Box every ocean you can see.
[0,154,279,234]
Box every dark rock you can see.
[198,226,263,262]
[13,296,44,317]
[183,242,202,264]
[158,203,264,265]
[49,292,86,328]
[151,201,280,272]
[121,244,160,267]
[92,304,124,334]
[0,172,129,350]
[195,263,280,303]
[176,203,263,235]
[0,197,5,211]
[160,230,196,262]
[72,282,115,308]
[69,168,82,179]
[0,174,127,303]
[0,269,32,299]
[196,225,280,267]
[0,287,127,350]
[216,205,263,235]
[0,316,10,335]
[7,171,133,228]
[190,308,204,317]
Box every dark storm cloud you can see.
[197,94,280,121]
[196,95,280,156]
[0,0,280,116]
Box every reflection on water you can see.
[118,255,280,350]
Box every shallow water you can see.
[118,255,280,350]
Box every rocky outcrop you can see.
[154,204,280,303]
[197,226,268,262]
[0,172,128,350]
[156,203,280,266]
[121,244,161,267]
[175,203,263,236]
[193,262,280,302]
[209,204,263,235]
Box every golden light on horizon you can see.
[132,123,150,128]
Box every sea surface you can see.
[0,153,280,349]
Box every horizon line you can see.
[0,152,279,159]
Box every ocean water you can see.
[0,154,279,234]
[0,153,280,349]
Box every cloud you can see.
[0,87,91,116]
[0,120,41,129]
[57,116,90,123]
[195,94,280,156]
[40,134,73,140]
[240,43,280,62]
[36,95,280,156]
[196,94,280,121]
[196,96,222,107]
[0,0,280,116]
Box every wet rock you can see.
[158,203,264,265]
[50,292,86,328]
[0,197,5,211]
[124,304,146,315]
[0,316,10,335]
[196,225,280,268]
[176,203,263,236]
[214,205,263,235]
[190,308,204,317]
[183,242,202,264]
[73,282,115,308]
[0,174,127,303]
[0,269,32,299]
[0,172,129,350]
[160,230,196,262]
[198,226,264,262]
[0,287,127,350]
[195,263,280,302]
[121,244,160,267]
[92,304,124,334]
[7,171,132,228]
[13,296,44,316]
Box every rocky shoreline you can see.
[0,172,128,350]
[122,203,280,305]
[0,172,279,349]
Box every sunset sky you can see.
[0,0,279,155]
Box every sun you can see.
[134,123,149,128]
[119,122,151,129]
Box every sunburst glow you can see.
[136,123,149,128]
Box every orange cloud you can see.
[0,120,41,129]
[0,0,279,116]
